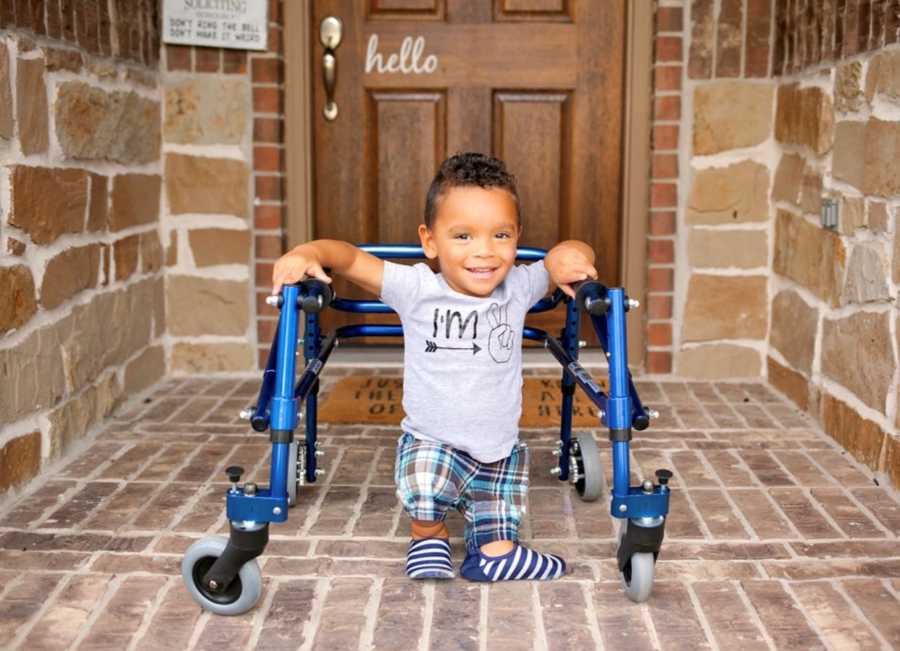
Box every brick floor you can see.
[1,372,899,650]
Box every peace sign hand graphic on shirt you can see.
[487,302,514,363]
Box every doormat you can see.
[318,375,608,428]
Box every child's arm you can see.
[544,240,598,298]
[271,240,384,296]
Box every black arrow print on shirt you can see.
[425,340,481,355]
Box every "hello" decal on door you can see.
[365,34,438,74]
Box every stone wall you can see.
[665,0,775,379]
[0,1,164,496]
[668,0,900,488]
[161,0,283,374]
[767,29,900,488]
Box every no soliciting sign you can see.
[163,0,268,51]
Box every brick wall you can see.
[160,0,283,373]
[773,0,900,75]
[646,3,683,374]
[0,0,165,497]
[0,0,160,66]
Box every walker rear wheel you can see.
[572,434,604,502]
[287,440,301,507]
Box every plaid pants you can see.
[394,432,529,553]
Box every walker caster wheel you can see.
[571,433,604,502]
[617,522,655,603]
[287,440,304,507]
[622,553,654,602]
[181,536,262,615]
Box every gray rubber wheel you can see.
[573,433,604,502]
[287,440,299,507]
[181,536,262,615]
[622,553,655,603]
[617,522,655,603]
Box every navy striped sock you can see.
[460,544,566,582]
[406,538,454,579]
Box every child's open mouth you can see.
[466,267,497,279]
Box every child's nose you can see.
[474,237,496,256]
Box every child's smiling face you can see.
[418,186,521,298]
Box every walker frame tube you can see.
[226,284,303,524]
[302,310,322,483]
[602,289,668,519]
[543,289,669,520]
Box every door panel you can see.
[371,91,446,241]
[496,0,571,21]
[312,0,625,344]
[369,0,445,20]
[493,91,569,247]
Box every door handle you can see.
[320,16,342,121]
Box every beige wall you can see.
[768,53,900,489]
[0,6,165,497]
[160,67,255,374]
[672,0,900,488]
[676,80,776,380]
[160,4,285,373]
[668,0,775,379]
[649,0,776,378]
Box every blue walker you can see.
[181,245,672,614]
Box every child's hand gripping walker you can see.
[180,245,673,615]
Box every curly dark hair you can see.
[423,152,520,228]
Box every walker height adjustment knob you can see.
[655,468,673,487]
[633,411,650,431]
[226,465,244,486]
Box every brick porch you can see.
[0,371,898,650]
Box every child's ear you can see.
[418,224,438,259]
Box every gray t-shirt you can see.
[380,260,550,463]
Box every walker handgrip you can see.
[298,279,333,313]
[574,281,608,316]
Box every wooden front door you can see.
[311,0,626,343]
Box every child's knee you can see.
[396,470,458,521]
[395,435,461,518]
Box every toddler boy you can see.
[272,153,597,581]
